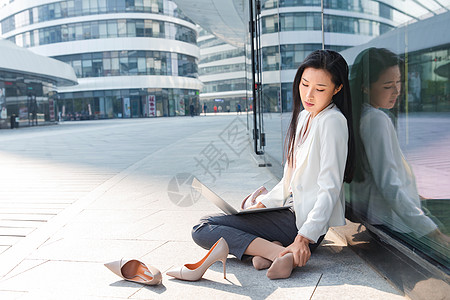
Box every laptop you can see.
[192,178,292,215]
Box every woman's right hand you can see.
[247,202,266,209]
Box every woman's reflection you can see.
[349,47,449,253]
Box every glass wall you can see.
[262,44,349,71]
[262,0,398,20]
[255,0,406,168]
[1,0,192,34]
[199,48,246,64]
[0,73,58,128]
[55,51,197,78]
[251,0,450,273]
[262,12,394,36]
[200,96,248,115]
[57,88,199,119]
[201,78,246,94]
[197,30,248,116]
[0,0,201,123]
[10,18,197,48]
[197,38,226,48]
[199,63,245,76]
[346,39,450,270]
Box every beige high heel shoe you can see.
[104,258,162,285]
[166,237,229,281]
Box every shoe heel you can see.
[221,258,227,279]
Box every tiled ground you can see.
[0,116,405,299]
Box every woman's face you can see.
[299,68,342,118]
[369,65,401,109]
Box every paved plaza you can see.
[0,116,405,299]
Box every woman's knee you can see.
[191,215,217,249]
[191,221,206,241]
[191,213,232,249]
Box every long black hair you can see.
[350,47,403,182]
[285,49,355,183]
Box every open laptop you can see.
[192,178,292,215]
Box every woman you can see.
[349,48,449,248]
[191,50,355,280]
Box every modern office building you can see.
[0,38,77,129]
[0,0,202,119]
[176,0,450,171]
[176,0,440,159]
[198,28,248,114]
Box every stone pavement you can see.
[0,115,406,299]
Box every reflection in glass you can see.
[349,48,450,267]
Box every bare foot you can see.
[252,241,283,270]
[266,253,294,279]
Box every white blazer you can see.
[259,104,348,243]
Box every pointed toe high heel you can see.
[104,258,162,285]
[166,237,229,281]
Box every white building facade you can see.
[198,28,248,114]
[0,0,202,119]
[259,0,428,113]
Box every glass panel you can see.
[82,0,90,14]
[72,60,82,77]
[82,59,92,77]
[103,58,111,76]
[92,58,103,77]
[138,57,146,74]
[111,57,119,76]
[117,20,127,37]
[75,24,83,40]
[144,20,153,36]
[107,21,118,37]
[128,53,138,76]
[90,0,98,13]
[127,20,136,36]
[342,3,450,269]
[99,21,107,38]
[91,22,99,39]
[120,55,129,75]
[136,20,144,37]
[98,0,107,12]
[135,0,144,11]
[82,23,91,39]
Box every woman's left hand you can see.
[247,202,266,209]
[278,235,311,267]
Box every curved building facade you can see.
[0,38,77,129]
[0,0,202,119]
[259,0,421,113]
[198,28,248,114]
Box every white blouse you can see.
[259,104,348,242]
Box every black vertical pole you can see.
[249,0,258,154]
[256,0,264,150]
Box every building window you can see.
[9,18,197,47]
[54,50,198,78]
